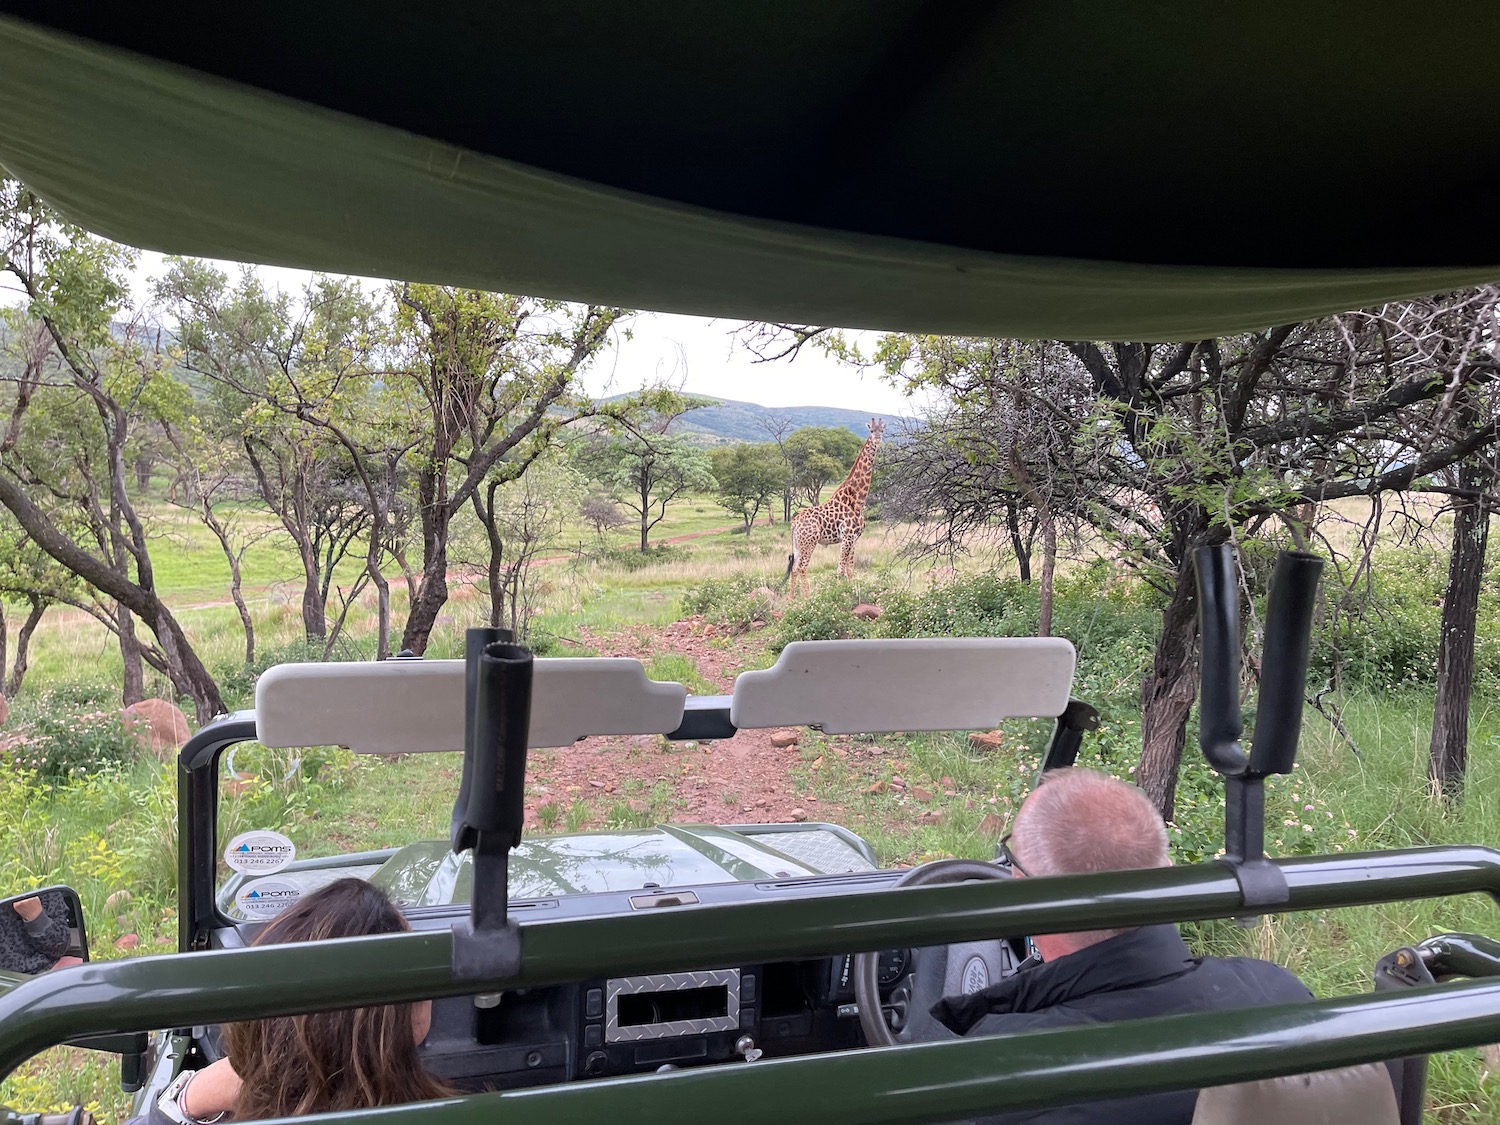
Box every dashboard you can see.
[417,954,907,1089]
[203,867,1026,1091]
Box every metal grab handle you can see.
[1194,545,1248,777]
[1248,550,1323,776]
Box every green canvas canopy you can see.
[0,2,1496,339]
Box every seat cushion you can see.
[1192,1063,1400,1125]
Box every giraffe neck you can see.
[831,435,880,510]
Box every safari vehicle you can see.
[2,5,1500,1125]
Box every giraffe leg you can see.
[839,535,856,578]
[794,542,814,598]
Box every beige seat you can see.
[1192,1063,1400,1125]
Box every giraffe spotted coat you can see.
[784,419,884,596]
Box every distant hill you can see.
[603,396,903,443]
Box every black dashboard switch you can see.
[740,974,757,1004]
[584,1051,608,1077]
[741,1007,756,1029]
[584,988,603,1019]
[584,1024,603,1048]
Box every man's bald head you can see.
[1009,769,1169,949]
[1012,768,1170,877]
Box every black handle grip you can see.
[1193,545,1248,777]
[1248,551,1323,776]
[452,627,514,853]
[467,641,534,847]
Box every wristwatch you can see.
[156,1069,228,1125]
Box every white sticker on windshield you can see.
[235,877,302,919]
[224,830,296,875]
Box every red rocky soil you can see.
[520,619,848,829]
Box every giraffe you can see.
[783,419,885,597]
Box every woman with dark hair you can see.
[155,878,453,1122]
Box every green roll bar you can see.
[1,845,1498,1078]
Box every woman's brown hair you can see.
[226,878,454,1119]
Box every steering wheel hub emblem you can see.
[961,956,991,994]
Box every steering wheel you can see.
[854,859,1017,1047]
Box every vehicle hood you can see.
[369,824,857,908]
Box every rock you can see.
[911,786,935,803]
[939,776,955,789]
[770,729,800,748]
[866,780,888,795]
[810,756,824,771]
[917,810,944,826]
[789,808,808,822]
[978,812,1007,836]
[967,729,1005,752]
[703,624,717,638]
[750,619,767,630]
[105,890,132,911]
[114,933,140,951]
[851,603,883,621]
[122,699,192,761]
[589,779,605,789]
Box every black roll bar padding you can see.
[1038,699,1101,777]
[452,627,514,854]
[1247,550,1324,776]
[466,640,534,844]
[1193,544,1249,777]
[451,635,532,982]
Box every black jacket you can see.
[929,924,1313,1125]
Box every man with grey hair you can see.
[931,768,1312,1125]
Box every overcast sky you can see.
[127,252,916,417]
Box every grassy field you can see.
[3,494,1499,1122]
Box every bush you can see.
[602,545,688,571]
[681,573,779,632]
[0,704,141,785]
[214,637,327,710]
[775,578,881,649]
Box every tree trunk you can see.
[134,454,153,493]
[1037,508,1057,637]
[244,442,326,643]
[0,470,226,723]
[117,603,146,707]
[299,544,326,645]
[638,477,651,553]
[0,599,7,694]
[402,529,451,655]
[1007,503,1032,582]
[5,597,46,698]
[229,553,255,667]
[1428,458,1491,799]
[470,483,507,630]
[1136,555,1203,819]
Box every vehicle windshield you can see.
[213,714,1059,921]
